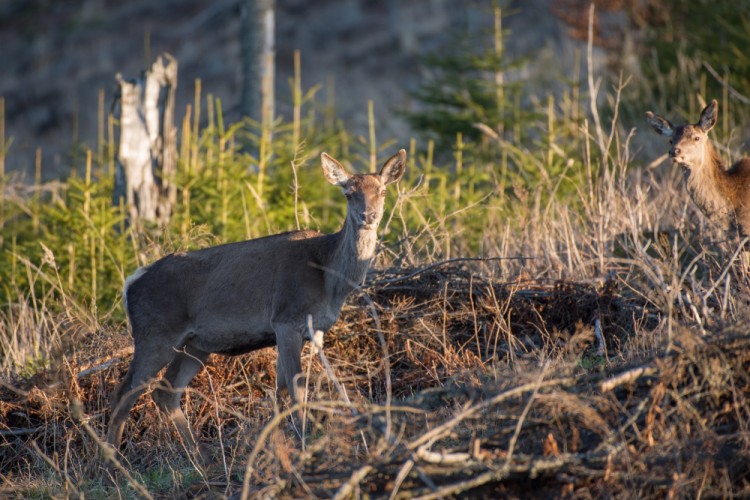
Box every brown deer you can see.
[107,150,406,452]
[646,99,750,237]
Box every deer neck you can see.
[324,217,378,301]
[684,142,733,223]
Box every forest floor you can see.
[2,261,749,498]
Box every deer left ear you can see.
[698,99,718,132]
[379,149,406,185]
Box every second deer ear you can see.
[321,153,351,186]
[698,99,718,132]
[645,111,674,137]
[379,149,406,185]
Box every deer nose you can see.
[363,210,378,225]
[670,146,680,157]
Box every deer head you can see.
[646,100,718,171]
[321,150,405,231]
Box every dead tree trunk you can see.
[240,0,275,123]
[113,53,178,225]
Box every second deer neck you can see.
[684,142,733,222]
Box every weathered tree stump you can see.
[113,53,177,225]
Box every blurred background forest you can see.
[2,0,746,177]
[0,0,571,176]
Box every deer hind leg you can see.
[151,346,209,453]
[107,344,174,450]
[274,323,306,405]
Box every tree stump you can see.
[113,53,177,225]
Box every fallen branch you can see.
[0,426,44,437]
[600,365,657,393]
[0,380,29,397]
[333,464,374,500]
[415,447,473,465]
[75,347,133,379]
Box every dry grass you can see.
[1,256,749,498]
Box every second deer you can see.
[646,99,750,237]
[107,150,406,454]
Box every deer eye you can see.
[694,136,701,141]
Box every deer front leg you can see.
[274,323,306,406]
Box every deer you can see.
[646,99,750,238]
[106,149,406,454]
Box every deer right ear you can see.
[321,153,351,186]
[698,99,718,132]
[645,111,674,138]
[379,149,406,185]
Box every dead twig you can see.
[702,62,750,104]
[332,464,374,500]
[600,365,658,393]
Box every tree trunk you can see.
[113,53,178,225]
[240,0,275,123]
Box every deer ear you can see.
[698,99,718,132]
[645,111,675,138]
[379,149,406,185]
[321,153,350,186]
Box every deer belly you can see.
[212,333,277,356]
[188,328,277,356]
[187,311,277,355]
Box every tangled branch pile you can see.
[1,263,749,498]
